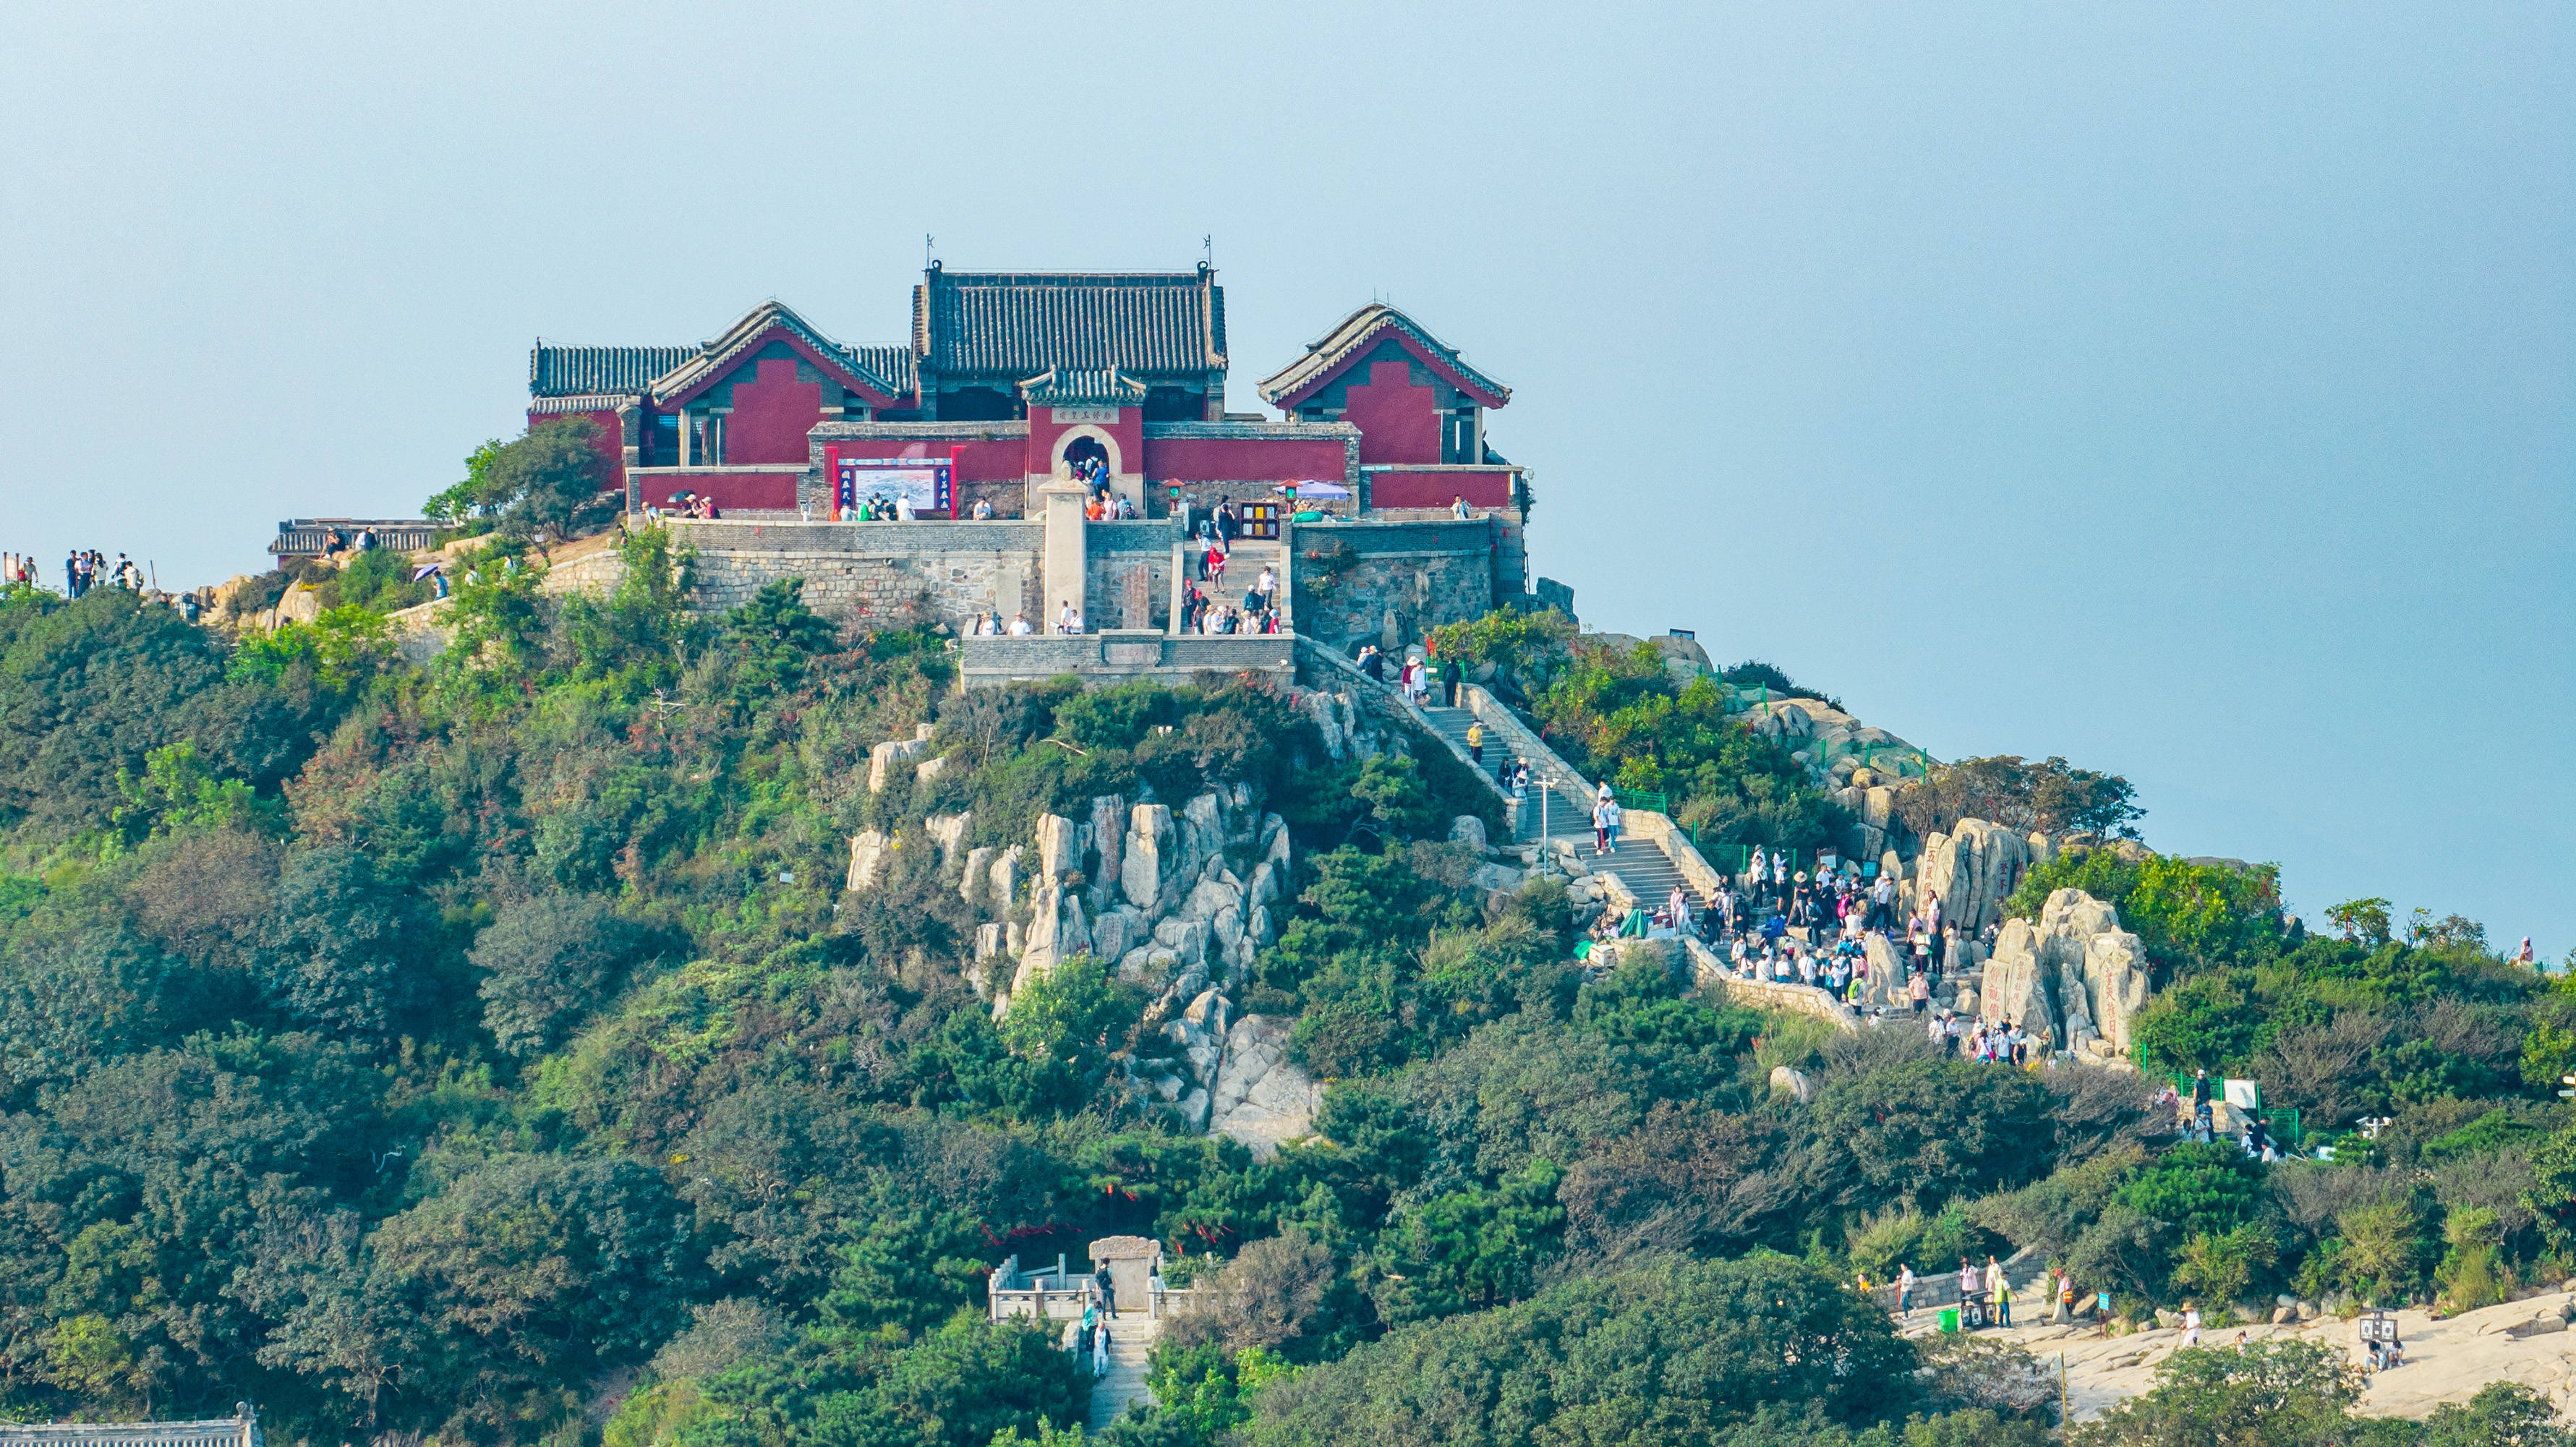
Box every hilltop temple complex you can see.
[514,265,1561,683]
[526,265,1524,526]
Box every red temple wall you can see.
[633,469,801,511]
[1366,469,1513,510]
[1143,435,1349,483]
[1340,360,1443,466]
[724,357,825,464]
[831,437,1025,483]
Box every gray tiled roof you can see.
[917,268,1226,378]
[1256,304,1509,408]
[528,393,634,414]
[1018,368,1148,406]
[649,302,912,405]
[529,345,694,397]
[844,343,918,399]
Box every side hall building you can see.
[525,265,1527,525]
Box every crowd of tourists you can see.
[57,550,145,597]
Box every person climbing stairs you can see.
[1416,703,1711,915]
[1088,1310,1159,1433]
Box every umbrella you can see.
[411,563,443,581]
[1276,480,1351,498]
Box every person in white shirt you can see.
[971,498,994,519]
[1009,612,1033,636]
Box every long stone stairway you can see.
[1416,704,1710,913]
[1088,1310,1159,1433]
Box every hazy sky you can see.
[4,4,2568,955]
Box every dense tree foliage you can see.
[0,539,2557,1446]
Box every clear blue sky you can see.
[3,4,2568,956]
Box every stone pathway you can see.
[1939,1292,2576,1424]
[1088,1310,1161,1433]
[1416,703,1709,912]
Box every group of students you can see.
[62,550,141,598]
[1888,1258,2107,1331]
[1929,1010,2042,1065]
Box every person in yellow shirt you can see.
[1466,720,1485,767]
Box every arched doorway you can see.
[1063,436,1109,477]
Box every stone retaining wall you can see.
[1683,936,1860,1030]
[959,631,1292,689]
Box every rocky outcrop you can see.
[1741,694,1928,789]
[1914,818,2031,935]
[1122,805,1174,911]
[867,725,936,793]
[1980,887,2151,1059]
[1208,1015,1322,1158]
[925,813,972,870]
[1086,795,1127,914]
[847,830,891,890]
[1034,813,1080,885]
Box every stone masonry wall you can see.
[1293,518,1499,652]
[675,519,1043,630]
[1083,521,1183,632]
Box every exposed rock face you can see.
[1086,795,1127,913]
[1035,814,1080,885]
[847,830,891,890]
[914,755,949,785]
[1768,1065,1813,1103]
[1858,933,1908,1011]
[925,812,973,870]
[1122,805,1174,911]
[966,785,1300,1131]
[1208,1015,1321,1158]
[990,845,1023,914]
[1449,816,1488,851]
[1980,918,2058,1041]
[1980,887,2151,1057]
[1915,819,2031,935]
[867,725,936,793]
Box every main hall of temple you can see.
[525,264,1527,525]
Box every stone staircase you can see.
[1088,1310,1159,1433]
[1416,704,1710,913]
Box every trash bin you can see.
[1938,1307,1960,1333]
